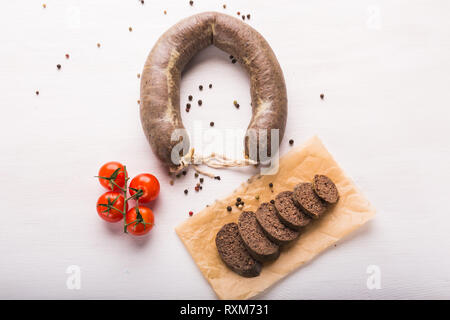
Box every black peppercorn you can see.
[188,95,193,101]
[184,189,188,194]
[269,182,273,188]
[227,206,232,212]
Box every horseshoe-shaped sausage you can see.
[140,12,287,171]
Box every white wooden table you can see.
[1,0,449,299]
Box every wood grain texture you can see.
[0,0,449,299]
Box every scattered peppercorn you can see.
[35,90,39,96]
[129,27,133,32]
[237,11,240,16]
[233,100,237,106]
[189,211,193,216]
[240,201,244,206]
[169,180,174,185]
[210,121,214,127]
[255,195,260,200]
[195,173,199,178]
[270,199,275,204]
[223,4,226,9]
[137,73,141,79]
[231,58,237,64]
[56,64,61,70]
[289,139,294,145]
[214,176,221,180]
[229,55,234,59]
[269,182,273,188]
[65,54,70,59]
[195,185,200,192]
[184,189,188,194]
[242,16,245,20]
[186,103,191,108]
[320,93,324,100]
[188,95,193,101]
[235,201,240,207]
[198,100,202,106]
[247,14,251,19]
[227,206,232,212]
[199,178,204,183]
[199,85,203,90]
[238,204,243,209]
[97,43,101,48]
[182,170,187,176]
[185,107,189,112]
[209,84,212,89]
[199,186,203,190]
[164,10,167,15]
[235,103,240,109]
[137,100,141,104]
[237,197,241,202]
[189,0,194,5]
[141,0,144,4]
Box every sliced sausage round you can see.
[274,191,311,230]
[255,202,299,245]
[238,211,280,262]
[293,183,328,219]
[313,174,339,204]
[215,223,261,277]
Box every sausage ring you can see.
[140,12,287,172]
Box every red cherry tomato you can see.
[129,173,160,203]
[98,161,126,191]
[125,206,154,236]
[96,191,127,223]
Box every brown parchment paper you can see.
[175,136,376,300]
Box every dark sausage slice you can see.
[313,174,339,204]
[274,191,311,230]
[255,202,299,245]
[293,183,328,219]
[215,223,261,277]
[140,12,287,171]
[238,211,280,262]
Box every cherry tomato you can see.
[125,206,154,236]
[98,161,126,191]
[96,191,127,223]
[129,173,160,203]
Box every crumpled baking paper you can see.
[175,136,376,300]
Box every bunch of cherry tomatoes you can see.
[96,161,160,236]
